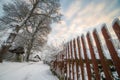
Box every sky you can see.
[48,0,120,46]
[0,0,120,46]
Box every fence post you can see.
[77,36,84,80]
[73,39,79,80]
[66,46,68,80]
[81,35,92,80]
[93,29,113,79]
[68,42,71,80]
[102,26,120,77]
[70,41,75,80]
[86,32,100,80]
[112,19,120,41]
[61,54,64,75]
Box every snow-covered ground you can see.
[0,61,59,80]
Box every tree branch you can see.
[19,0,39,27]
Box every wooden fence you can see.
[50,18,120,80]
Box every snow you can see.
[112,17,120,26]
[0,61,58,80]
[0,28,13,46]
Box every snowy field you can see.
[0,61,58,80]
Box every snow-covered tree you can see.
[0,0,62,62]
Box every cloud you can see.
[63,0,81,20]
[48,0,120,46]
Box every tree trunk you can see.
[26,54,30,62]
[16,54,20,62]
[26,47,31,62]
[0,45,11,63]
[25,37,34,62]
[0,1,39,63]
[0,48,3,62]
[25,24,40,61]
[0,53,2,63]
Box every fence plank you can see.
[66,46,68,80]
[61,54,64,75]
[86,32,100,80]
[112,19,120,41]
[70,41,75,80]
[102,26,120,77]
[68,42,71,80]
[73,39,79,80]
[81,35,92,80]
[77,37,85,80]
[93,29,113,80]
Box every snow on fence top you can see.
[50,18,120,80]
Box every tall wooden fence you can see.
[50,18,120,80]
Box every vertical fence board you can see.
[61,54,64,75]
[66,46,68,80]
[68,43,71,79]
[93,29,113,79]
[68,43,71,80]
[81,35,92,80]
[70,41,75,80]
[73,39,79,80]
[112,20,120,41]
[102,26,120,77]
[77,37,85,80]
[86,32,100,80]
